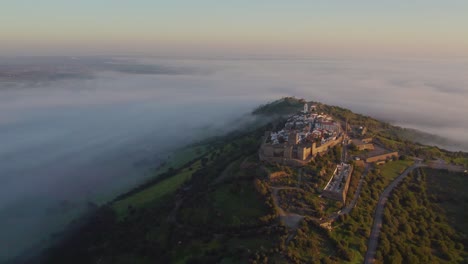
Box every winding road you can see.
[363,161,425,264]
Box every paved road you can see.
[427,159,466,172]
[363,162,424,264]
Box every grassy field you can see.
[156,145,208,175]
[375,136,405,150]
[111,144,210,218]
[173,239,221,264]
[211,182,269,226]
[452,157,468,167]
[378,159,413,183]
[178,180,270,228]
[213,158,244,184]
[113,161,201,217]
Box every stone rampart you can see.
[366,152,398,163]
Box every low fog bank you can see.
[156,57,467,147]
[0,72,264,262]
[0,56,467,262]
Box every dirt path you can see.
[270,187,304,229]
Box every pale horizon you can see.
[2,1,468,57]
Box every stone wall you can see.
[259,133,343,167]
[298,145,312,160]
[341,165,354,203]
[366,152,398,163]
[357,143,374,151]
[311,135,344,156]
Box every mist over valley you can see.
[0,56,467,262]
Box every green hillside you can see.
[375,168,467,263]
[38,98,468,264]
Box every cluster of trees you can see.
[320,104,390,132]
[330,167,387,260]
[345,164,363,205]
[304,145,343,189]
[252,97,305,116]
[284,217,353,263]
[375,169,466,263]
[277,189,323,218]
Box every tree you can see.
[385,250,403,264]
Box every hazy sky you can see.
[2,0,468,57]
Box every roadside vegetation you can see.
[375,168,467,263]
[329,157,414,263]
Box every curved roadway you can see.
[364,162,424,264]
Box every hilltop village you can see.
[260,102,398,203]
[259,103,344,166]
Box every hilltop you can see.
[32,98,468,264]
[252,97,307,116]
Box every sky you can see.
[1,0,468,57]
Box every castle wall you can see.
[366,152,398,163]
[283,145,293,159]
[298,145,312,160]
[288,132,299,145]
[259,132,343,167]
[341,165,354,203]
[311,135,343,156]
[357,143,374,151]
